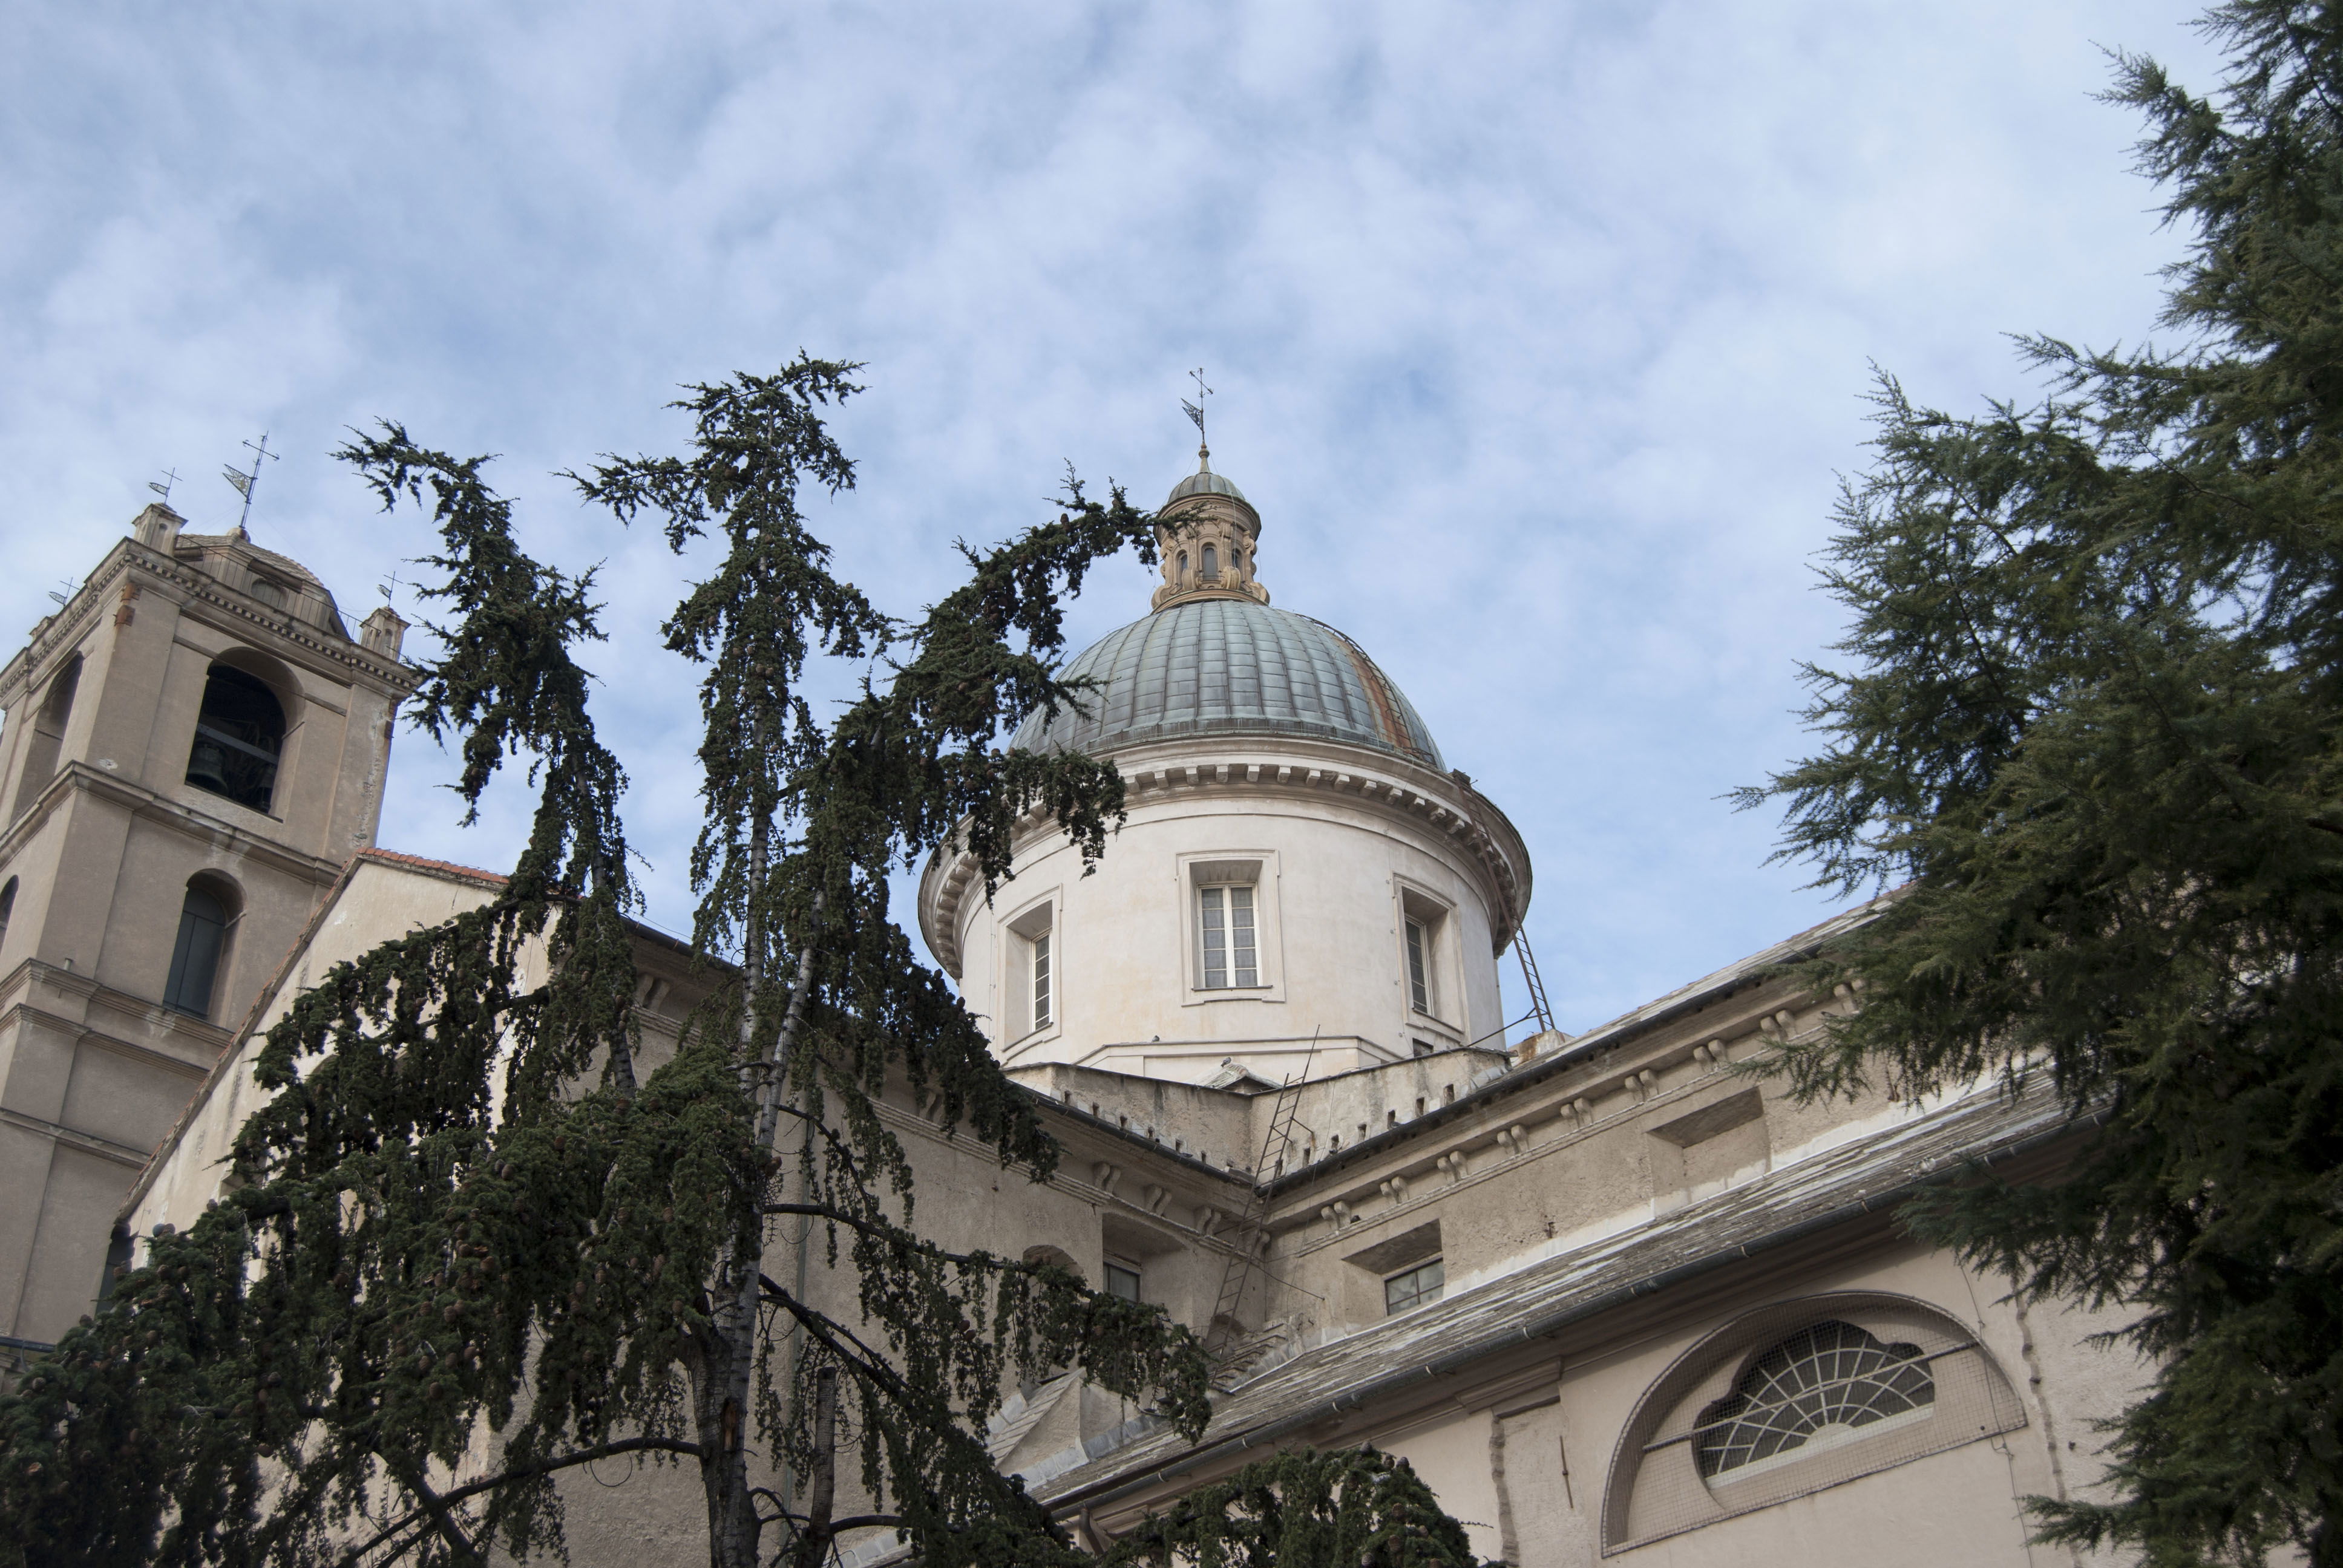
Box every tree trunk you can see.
[792,1365,839,1568]
[700,803,826,1568]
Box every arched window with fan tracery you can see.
[1602,1294,2027,1552]
[1694,1320,1935,1481]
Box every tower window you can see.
[163,882,231,1019]
[11,655,81,821]
[1199,884,1257,988]
[1032,929,1052,1030]
[1201,543,1219,580]
[1006,900,1055,1040]
[1177,550,1188,584]
[1405,918,1432,1013]
[0,877,16,951]
[185,664,285,814]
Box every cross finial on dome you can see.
[1181,367,1213,472]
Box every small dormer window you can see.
[1385,1257,1444,1313]
[248,578,287,610]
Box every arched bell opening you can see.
[184,660,287,814]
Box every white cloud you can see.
[0,0,2223,1026]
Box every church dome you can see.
[1165,468,1249,507]
[1010,597,1445,769]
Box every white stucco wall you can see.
[929,735,1524,1088]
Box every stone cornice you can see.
[0,957,233,1079]
[918,736,1533,979]
[0,761,348,886]
[1,538,418,701]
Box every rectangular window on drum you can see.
[1405,918,1430,1014]
[1199,885,1257,988]
[1032,930,1052,1029]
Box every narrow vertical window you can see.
[1177,550,1188,584]
[164,884,229,1018]
[1199,884,1257,988]
[1405,918,1430,1013]
[1201,543,1219,580]
[0,877,16,950]
[1032,929,1052,1029]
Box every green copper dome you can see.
[1165,468,1249,507]
[1010,598,1444,768]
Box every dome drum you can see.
[920,454,1533,1086]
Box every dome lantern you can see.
[1152,455,1269,612]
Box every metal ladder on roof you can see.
[1202,1047,1314,1364]
[1513,930,1556,1035]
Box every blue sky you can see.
[2,1,2222,1032]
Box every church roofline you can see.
[1031,1068,2089,1523]
[116,848,700,1227]
[1263,890,1900,1197]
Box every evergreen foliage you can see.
[1742,5,2343,1561]
[0,361,1217,1568]
[1096,1447,1487,1568]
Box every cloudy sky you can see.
[4,1,2223,1033]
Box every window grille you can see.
[1384,1258,1443,1314]
[1199,885,1257,988]
[1405,918,1431,1013]
[1032,930,1052,1029]
[1694,1321,1934,1479]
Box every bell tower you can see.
[0,503,414,1351]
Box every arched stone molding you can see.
[1601,1290,2027,1553]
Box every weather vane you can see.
[148,467,181,504]
[1180,367,1214,469]
[222,433,278,533]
